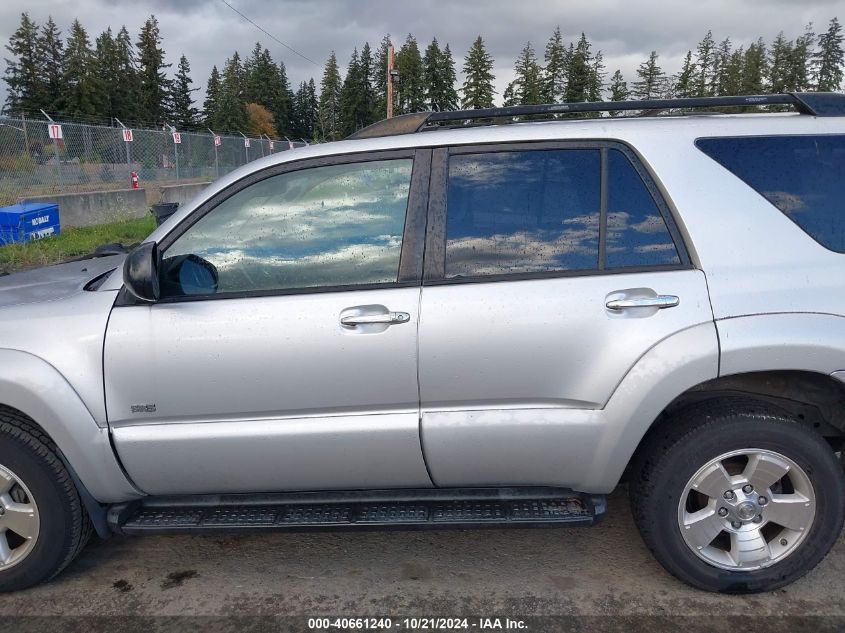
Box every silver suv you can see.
[1,93,844,594]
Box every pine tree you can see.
[60,19,99,118]
[203,65,221,126]
[3,13,43,114]
[396,34,425,113]
[356,43,376,125]
[815,17,844,91]
[274,60,294,136]
[565,34,594,102]
[242,44,292,135]
[790,24,815,92]
[508,41,544,105]
[543,26,568,103]
[712,38,733,96]
[609,70,629,102]
[339,47,367,135]
[306,78,318,140]
[423,37,441,110]
[214,52,247,133]
[136,15,171,123]
[588,50,605,102]
[632,51,666,100]
[722,48,745,96]
[318,51,342,141]
[461,36,495,109]
[372,35,393,120]
[94,28,118,119]
[673,51,696,97]
[172,54,198,128]
[37,17,64,113]
[768,32,793,93]
[292,79,318,140]
[694,31,717,96]
[112,26,139,121]
[741,39,767,95]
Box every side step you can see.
[110,488,606,535]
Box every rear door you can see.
[105,150,433,495]
[418,143,714,486]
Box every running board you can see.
[110,488,606,535]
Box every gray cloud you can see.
[2,0,844,114]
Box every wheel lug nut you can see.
[758,496,768,506]
[742,484,753,494]
[724,491,735,500]
[718,507,728,517]
[0,506,4,516]
[731,521,742,529]
[780,538,788,546]
[752,515,763,524]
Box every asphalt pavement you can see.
[1,487,844,632]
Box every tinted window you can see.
[161,159,412,296]
[606,149,680,268]
[696,135,845,252]
[445,150,600,278]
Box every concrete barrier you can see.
[22,188,149,228]
[153,182,212,207]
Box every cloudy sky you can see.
[2,0,844,111]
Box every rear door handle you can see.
[605,295,680,310]
[340,311,410,326]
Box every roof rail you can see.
[348,92,845,140]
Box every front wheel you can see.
[630,405,845,593]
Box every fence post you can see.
[207,128,220,179]
[167,124,180,182]
[40,110,63,192]
[239,132,249,164]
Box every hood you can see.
[0,255,125,309]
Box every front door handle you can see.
[606,295,680,310]
[340,311,411,326]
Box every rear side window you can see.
[445,150,600,278]
[443,147,682,279]
[696,135,845,253]
[606,149,681,268]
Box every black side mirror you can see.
[123,241,160,302]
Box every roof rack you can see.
[348,92,845,140]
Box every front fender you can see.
[0,349,141,502]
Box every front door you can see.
[105,151,433,495]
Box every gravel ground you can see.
[1,487,844,631]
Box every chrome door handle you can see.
[340,311,410,326]
[606,295,680,310]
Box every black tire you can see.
[630,402,845,593]
[0,407,92,592]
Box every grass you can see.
[0,214,156,274]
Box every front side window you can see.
[160,158,413,297]
[696,135,845,253]
[445,149,601,278]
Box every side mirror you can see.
[123,241,160,302]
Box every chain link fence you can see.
[0,115,308,206]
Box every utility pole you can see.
[387,44,396,119]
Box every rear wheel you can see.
[630,404,845,593]
[0,408,91,592]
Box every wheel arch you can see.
[0,349,140,504]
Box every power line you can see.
[218,0,320,66]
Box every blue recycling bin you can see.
[0,202,61,244]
